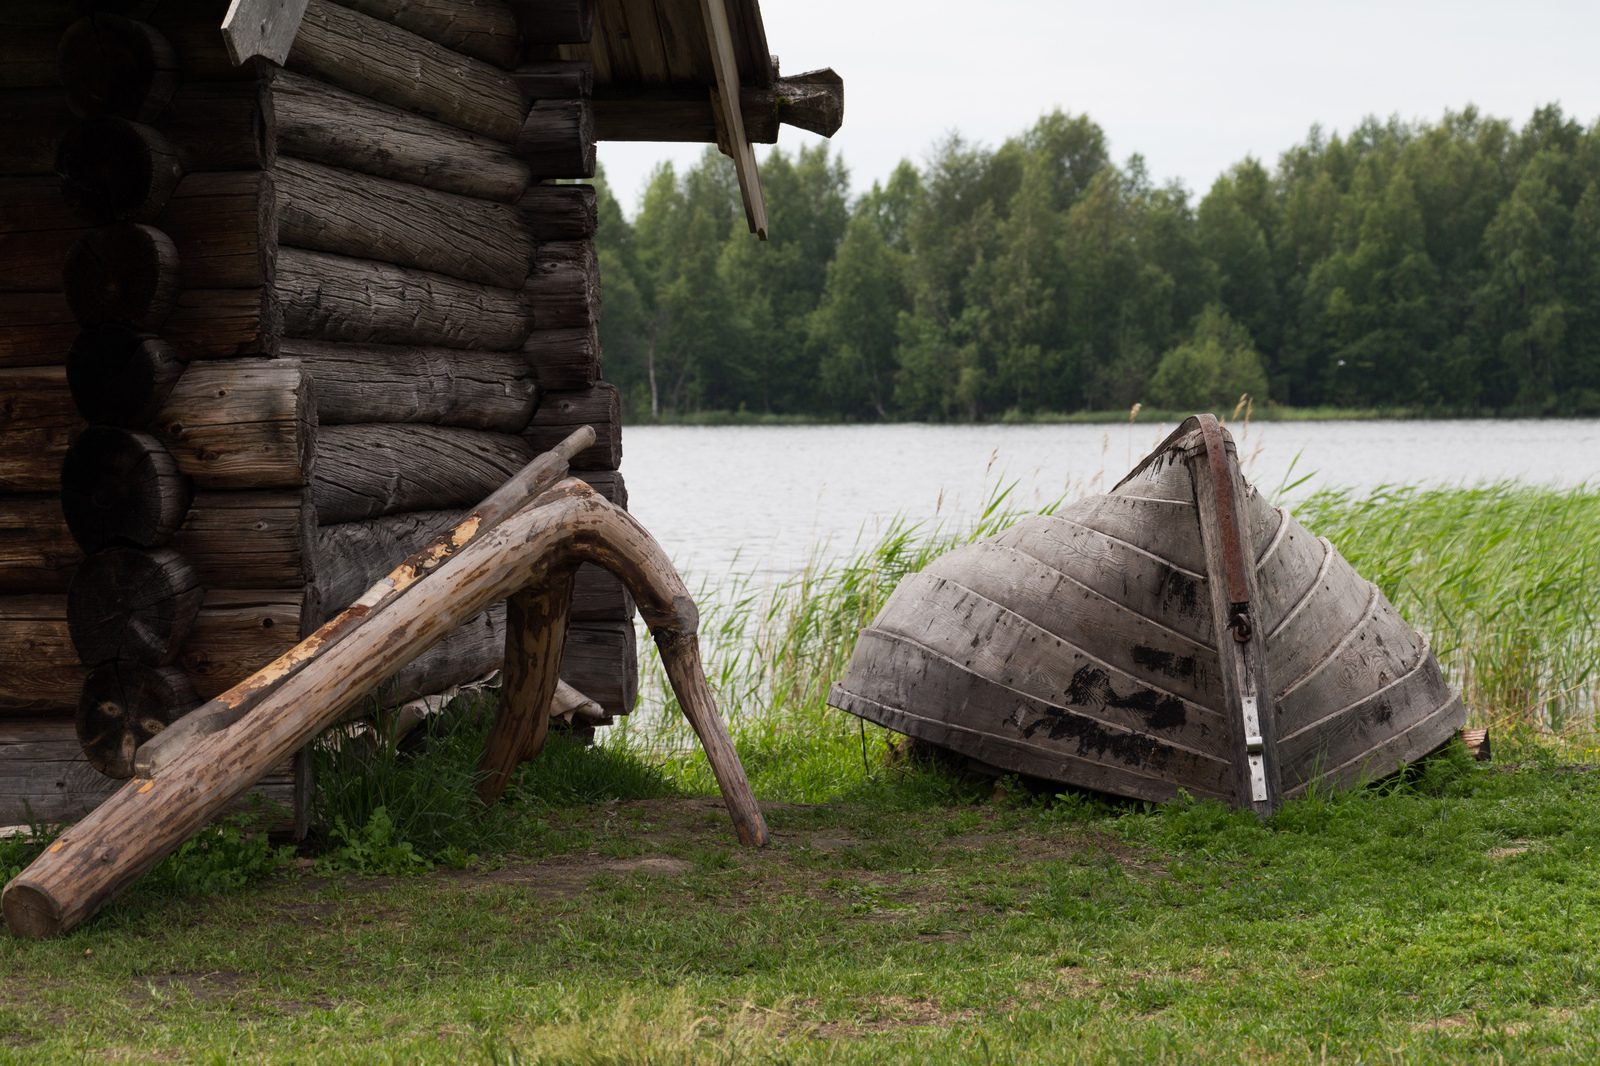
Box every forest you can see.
[594,104,1600,421]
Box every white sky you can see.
[597,0,1600,217]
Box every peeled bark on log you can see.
[163,287,282,360]
[66,325,183,428]
[271,69,529,202]
[571,562,634,622]
[517,183,596,240]
[274,156,533,288]
[0,595,90,714]
[67,546,205,667]
[58,14,178,122]
[313,508,462,614]
[0,88,76,176]
[59,426,189,552]
[522,325,600,390]
[178,588,307,699]
[524,239,599,330]
[161,80,277,172]
[55,117,183,224]
[311,423,533,523]
[560,620,636,719]
[156,358,316,489]
[76,661,201,778]
[477,568,574,798]
[511,60,591,99]
[63,223,181,329]
[0,496,83,593]
[277,246,530,350]
[0,366,83,493]
[379,602,505,706]
[158,171,278,290]
[517,98,594,179]
[173,491,317,590]
[522,383,619,470]
[283,338,537,431]
[0,293,79,369]
[287,0,528,141]
[509,0,594,43]
[339,0,523,69]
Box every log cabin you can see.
[0,0,843,832]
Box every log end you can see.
[1,880,64,940]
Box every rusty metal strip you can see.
[1197,414,1253,642]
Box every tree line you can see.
[594,104,1600,420]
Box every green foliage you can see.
[316,806,430,876]
[141,805,296,896]
[507,731,679,808]
[1147,303,1270,409]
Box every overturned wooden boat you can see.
[828,415,1465,814]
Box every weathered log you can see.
[66,325,183,428]
[0,88,76,176]
[76,661,201,778]
[62,223,181,329]
[517,98,594,178]
[0,5,72,90]
[283,338,537,431]
[0,366,82,493]
[287,0,527,141]
[179,588,308,699]
[314,509,461,615]
[163,287,282,359]
[161,80,277,172]
[0,294,79,369]
[517,183,596,240]
[477,569,574,798]
[0,179,80,236]
[271,69,529,202]
[0,496,83,593]
[339,0,523,69]
[0,595,88,714]
[508,0,593,43]
[593,70,844,144]
[312,423,533,523]
[560,620,637,718]
[156,358,316,489]
[511,60,592,100]
[59,426,189,552]
[522,324,600,390]
[277,246,530,350]
[575,467,625,508]
[0,228,88,295]
[376,602,506,706]
[571,562,634,622]
[522,382,619,470]
[67,546,204,666]
[55,118,183,224]
[173,491,317,590]
[524,238,599,330]
[158,171,278,290]
[274,156,533,288]
[58,14,178,121]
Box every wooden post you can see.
[475,569,577,800]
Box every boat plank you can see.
[1065,494,1208,576]
[1254,513,1325,638]
[1282,688,1466,798]
[1244,488,1283,562]
[1276,594,1427,735]
[1265,549,1373,693]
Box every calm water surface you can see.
[621,420,1600,582]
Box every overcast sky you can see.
[596,0,1600,217]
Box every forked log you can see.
[476,572,575,799]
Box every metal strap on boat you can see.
[1197,414,1254,644]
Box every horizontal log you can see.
[517,183,596,240]
[509,0,593,44]
[522,382,618,469]
[287,0,528,141]
[511,60,591,99]
[277,246,530,349]
[63,223,182,330]
[517,98,594,179]
[0,179,79,236]
[0,89,76,176]
[156,359,316,489]
[60,426,190,552]
[0,497,83,594]
[575,467,625,509]
[59,14,179,122]
[66,325,184,428]
[77,661,201,778]
[274,156,533,288]
[0,366,83,493]
[0,228,87,296]
[0,12,71,89]
[282,338,537,431]
[311,423,533,523]
[272,69,529,202]
[593,70,845,143]
[163,288,282,359]
[377,603,505,706]
[178,588,307,699]
[158,171,278,290]
[0,596,89,714]
[559,620,636,718]
[55,118,184,224]
[173,491,318,590]
[161,80,277,172]
[525,238,599,329]
[340,0,523,69]
[0,294,79,369]
[314,508,462,614]
[571,562,634,622]
[521,324,600,390]
[68,546,205,667]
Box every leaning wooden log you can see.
[0,596,88,714]
[172,491,318,590]
[522,382,620,470]
[0,366,82,494]
[59,426,189,552]
[312,424,532,523]
[158,171,278,290]
[522,325,600,390]
[162,287,282,359]
[0,88,75,176]
[478,572,573,797]
[559,620,637,719]
[287,0,528,142]
[509,0,594,43]
[63,223,181,329]
[179,589,310,699]
[376,603,505,707]
[271,69,530,202]
[0,469,765,938]
[314,509,462,614]
[55,118,183,224]
[66,325,183,428]
[524,239,600,330]
[339,0,523,69]
[76,662,201,778]
[0,293,80,369]
[67,546,204,667]
[0,497,82,593]
[517,99,595,179]
[156,358,315,489]
[58,14,178,122]
[277,247,529,350]
[518,183,596,240]
[284,338,537,431]
[511,61,592,100]
[274,157,534,289]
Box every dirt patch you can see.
[125,971,336,1015]
[1485,841,1539,859]
[794,995,978,1038]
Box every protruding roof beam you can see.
[699,0,767,239]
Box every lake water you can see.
[620,420,1600,583]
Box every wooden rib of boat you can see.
[827,415,1465,813]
